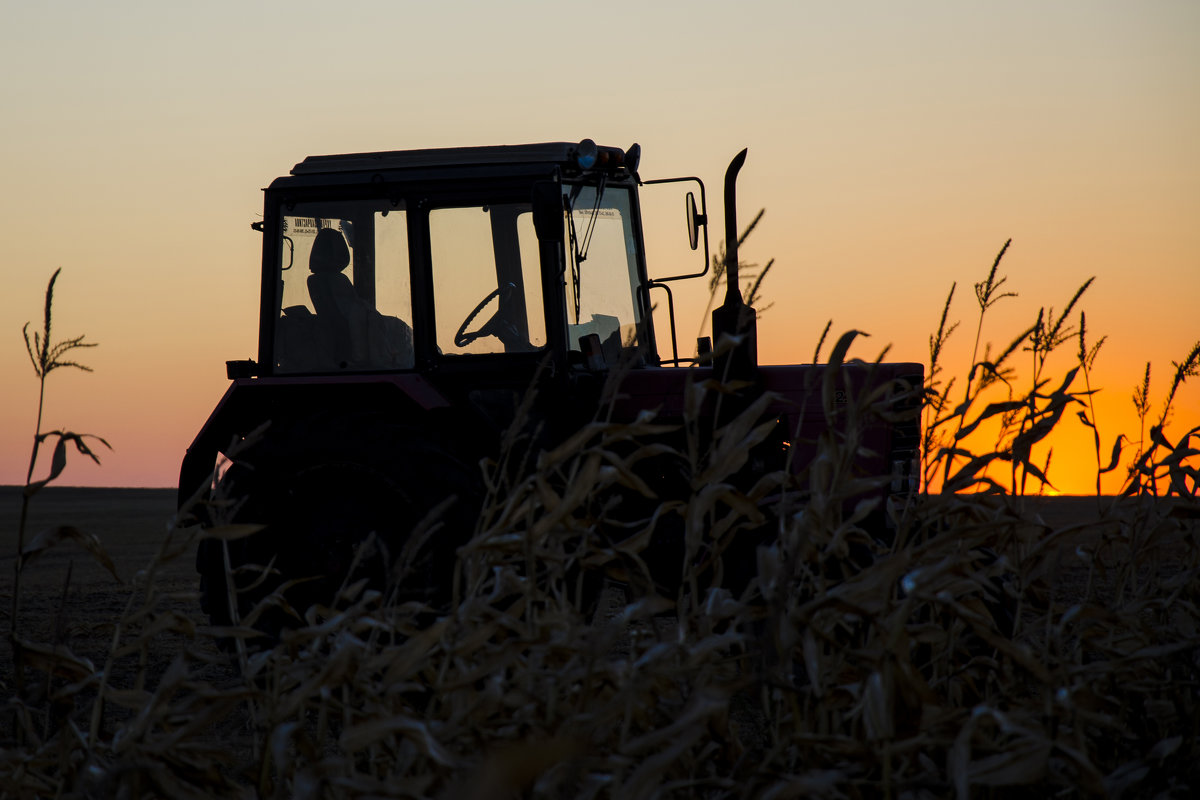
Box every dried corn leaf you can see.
[21,525,121,582]
[13,637,96,681]
[342,715,460,766]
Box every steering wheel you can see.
[454,282,519,348]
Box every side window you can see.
[274,203,414,373]
[429,204,546,356]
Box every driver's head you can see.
[310,228,350,274]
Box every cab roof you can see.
[292,142,592,176]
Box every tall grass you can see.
[9,269,111,741]
[15,269,108,598]
[3,249,1198,798]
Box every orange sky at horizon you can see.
[2,1,1196,496]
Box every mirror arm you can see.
[643,176,710,284]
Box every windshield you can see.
[273,200,414,373]
[564,183,645,362]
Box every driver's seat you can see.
[306,227,415,369]
[307,228,360,366]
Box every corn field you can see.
[3,256,1199,798]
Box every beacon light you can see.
[575,139,598,169]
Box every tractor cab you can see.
[253,141,685,385]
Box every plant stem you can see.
[14,379,47,636]
[10,345,48,739]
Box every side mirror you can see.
[532,181,564,243]
[281,235,294,271]
[686,191,706,251]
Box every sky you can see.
[2,0,1197,495]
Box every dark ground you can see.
[0,486,198,692]
[0,487,1184,692]
[0,485,188,614]
[0,487,1118,625]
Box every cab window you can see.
[429,203,546,356]
[273,201,414,372]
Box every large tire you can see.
[198,417,481,634]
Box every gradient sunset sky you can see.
[2,1,1196,494]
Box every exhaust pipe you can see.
[711,148,757,382]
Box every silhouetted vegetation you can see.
[10,269,112,735]
[3,249,1198,797]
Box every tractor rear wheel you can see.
[198,419,480,635]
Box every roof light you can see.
[575,139,598,169]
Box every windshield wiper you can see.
[566,174,607,320]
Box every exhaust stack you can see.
[711,148,757,381]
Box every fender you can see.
[177,373,451,511]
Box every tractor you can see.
[178,140,922,627]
